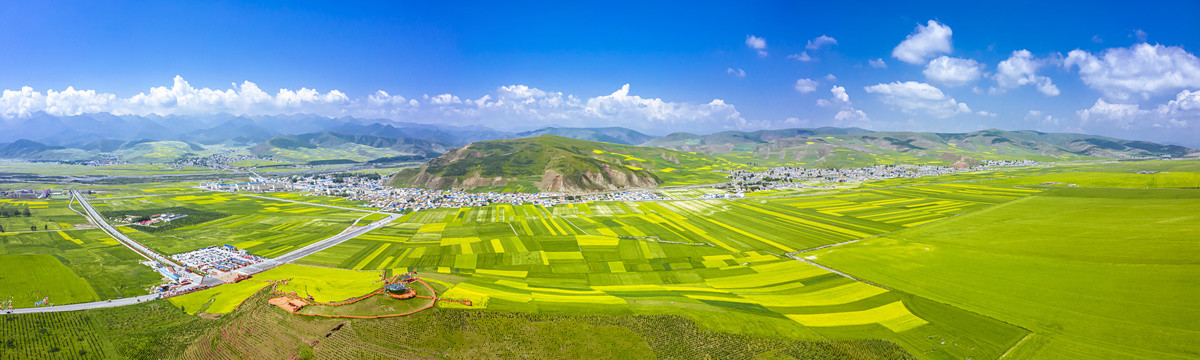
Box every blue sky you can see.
[1,1,1199,145]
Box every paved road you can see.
[272,214,400,264]
[71,190,179,268]
[4,294,161,315]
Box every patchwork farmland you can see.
[2,160,1197,359]
[269,183,1039,359]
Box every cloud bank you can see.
[0,76,761,134]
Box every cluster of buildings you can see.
[723,162,1038,192]
[171,151,264,170]
[121,213,187,227]
[0,189,53,199]
[726,164,984,187]
[349,187,665,211]
[206,172,668,212]
[169,245,266,276]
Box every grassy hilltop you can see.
[390,135,744,192]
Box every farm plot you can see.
[169,264,384,315]
[0,254,99,308]
[92,191,363,257]
[0,198,89,232]
[0,229,163,306]
[293,188,1041,359]
[801,187,1200,359]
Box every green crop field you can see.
[91,191,365,257]
[0,198,89,232]
[169,264,384,315]
[275,182,1045,359]
[0,254,99,308]
[801,186,1200,359]
[0,229,162,306]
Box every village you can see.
[722,160,1041,192]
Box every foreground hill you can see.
[514,127,658,145]
[390,135,741,192]
[251,132,449,164]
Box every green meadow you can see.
[802,186,1200,359]
[0,229,162,306]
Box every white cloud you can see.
[784,117,810,126]
[868,58,887,69]
[788,52,814,62]
[1026,110,1059,126]
[1064,43,1200,101]
[425,94,462,105]
[864,81,971,118]
[923,56,984,87]
[991,50,1060,96]
[746,35,767,57]
[1079,90,1197,130]
[1131,29,1148,42]
[1077,98,1147,129]
[0,86,117,118]
[1091,35,1104,44]
[0,77,756,133]
[816,86,868,125]
[825,74,837,82]
[727,67,746,77]
[978,110,997,117]
[805,35,838,50]
[892,20,953,65]
[794,78,819,93]
[1,75,352,118]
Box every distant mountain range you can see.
[514,127,656,146]
[0,112,1195,169]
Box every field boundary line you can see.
[999,333,1032,359]
[560,216,589,235]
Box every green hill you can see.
[0,140,93,161]
[112,140,210,163]
[390,135,744,192]
[251,132,448,163]
[651,128,1193,168]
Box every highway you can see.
[245,213,400,272]
[71,190,180,268]
[4,295,160,315]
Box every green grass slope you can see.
[391,135,744,192]
[251,132,446,163]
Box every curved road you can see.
[72,190,179,268]
[9,192,398,314]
